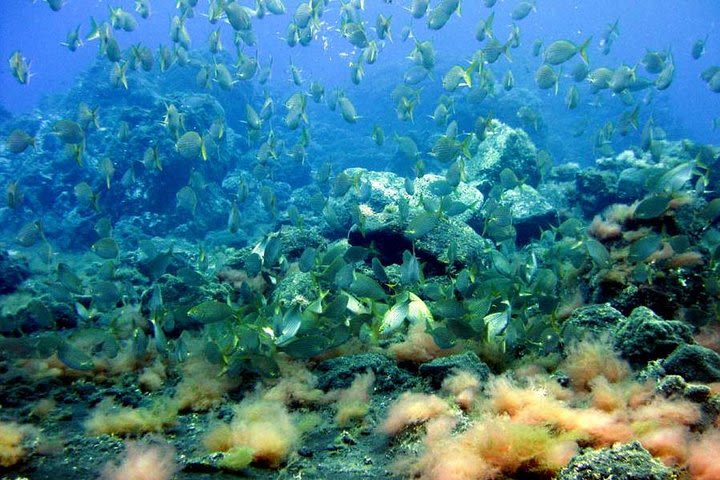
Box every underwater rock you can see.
[315,353,415,393]
[333,169,490,268]
[271,270,317,309]
[616,167,650,201]
[276,225,327,261]
[0,250,30,294]
[662,344,720,383]
[557,441,675,480]
[561,304,625,342]
[614,306,694,367]
[413,174,484,225]
[655,375,713,404]
[574,168,619,217]
[418,351,490,389]
[466,120,540,191]
[490,184,558,244]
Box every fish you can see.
[691,35,708,60]
[401,26,413,42]
[409,0,429,19]
[534,64,559,94]
[224,2,253,31]
[427,0,459,30]
[376,14,392,41]
[343,22,369,49]
[396,95,418,122]
[641,49,667,74]
[77,103,100,130]
[507,23,521,49]
[475,12,495,42]
[130,44,154,71]
[443,63,475,92]
[9,51,32,84]
[260,186,276,217]
[99,157,115,189]
[110,61,128,89]
[214,63,236,90]
[410,40,435,70]
[135,0,151,19]
[94,217,113,238]
[430,135,462,163]
[403,65,430,85]
[53,119,84,144]
[208,28,223,54]
[565,85,580,109]
[176,132,207,160]
[188,301,234,324]
[338,95,360,123]
[511,1,535,21]
[482,38,509,63]
[502,70,515,91]
[707,71,720,93]
[6,129,35,153]
[517,106,541,131]
[599,18,619,55]
[350,59,365,85]
[544,38,591,65]
[474,114,494,141]
[587,67,614,92]
[61,25,83,52]
[176,185,198,215]
[571,62,589,82]
[228,201,240,233]
[45,0,65,11]
[289,60,303,86]
[309,81,325,103]
[266,0,286,15]
[363,41,379,65]
[92,237,119,259]
[483,0,497,5]
[532,39,543,57]
[430,103,450,126]
[655,58,675,91]
[6,181,22,209]
[394,134,419,160]
[74,182,100,210]
[16,221,45,247]
[372,124,385,146]
[109,6,138,32]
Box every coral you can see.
[410,415,576,480]
[0,422,28,467]
[561,338,631,391]
[262,357,325,406]
[100,440,178,480]
[442,369,482,411]
[172,355,234,411]
[381,392,452,436]
[202,398,299,468]
[389,321,462,363]
[588,215,622,240]
[84,398,178,436]
[330,370,375,426]
[138,359,167,392]
[687,431,720,480]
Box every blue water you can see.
[1,0,719,151]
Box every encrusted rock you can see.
[662,344,720,383]
[418,352,491,389]
[557,441,675,480]
[614,306,694,366]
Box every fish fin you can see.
[579,36,592,65]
